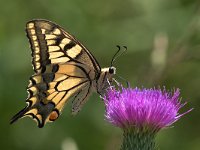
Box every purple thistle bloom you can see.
[103,86,192,132]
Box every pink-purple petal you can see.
[103,86,192,131]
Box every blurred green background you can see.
[0,0,200,150]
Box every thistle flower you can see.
[103,86,192,150]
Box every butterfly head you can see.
[108,66,116,75]
[102,66,116,81]
[95,66,116,94]
[105,66,116,84]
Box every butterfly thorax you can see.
[95,66,116,94]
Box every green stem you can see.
[120,129,157,150]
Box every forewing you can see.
[26,19,101,74]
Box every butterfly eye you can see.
[109,67,116,74]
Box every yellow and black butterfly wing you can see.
[11,19,101,127]
[26,19,101,74]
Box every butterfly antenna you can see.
[110,45,127,66]
[111,45,121,66]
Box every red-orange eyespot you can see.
[49,110,59,121]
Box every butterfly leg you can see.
[112,78,120,86]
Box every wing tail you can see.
[10,106,29,124]
[10,102,56,128]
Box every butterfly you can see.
[10,19,121,128]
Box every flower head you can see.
[103,86,192,132]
